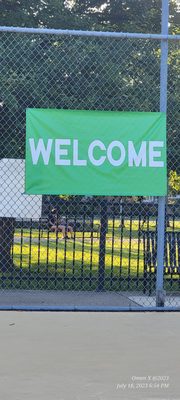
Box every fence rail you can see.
[0,25,180,40]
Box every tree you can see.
[0,218,15,272]
[0,0,89,30]
[1,0,178,32]
[69,0,178,33]
[169,171,180,196]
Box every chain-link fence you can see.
[0,24,179,310]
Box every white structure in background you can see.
[176,0,180,12]
[144,196,158,203]
[0,159,42,218]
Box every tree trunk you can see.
[0,218,15,272]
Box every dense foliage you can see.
[0,1,179,174]
[169,170,180,195]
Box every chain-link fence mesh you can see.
[0,29,179,309]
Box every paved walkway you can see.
[0,312,179,399]
[0,290,139,308]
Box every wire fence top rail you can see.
[0,25,180,40]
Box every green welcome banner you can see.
[25,109,167,196]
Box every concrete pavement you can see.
[0,312,179,400]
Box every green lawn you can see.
[1,219,180,291]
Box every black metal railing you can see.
[0,201,179,291]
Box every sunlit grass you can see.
[3,218,180,291]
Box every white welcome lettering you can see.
[88,140,106,166]
[28,138,165,168]
[107,141,126,166]
[149,141,164,167]
[73,139,87,166]
[55,139,71,165]
[29,138,53,165]
[128,141,147,167]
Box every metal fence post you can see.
[98,198,108,291]
[156,0,169,307]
